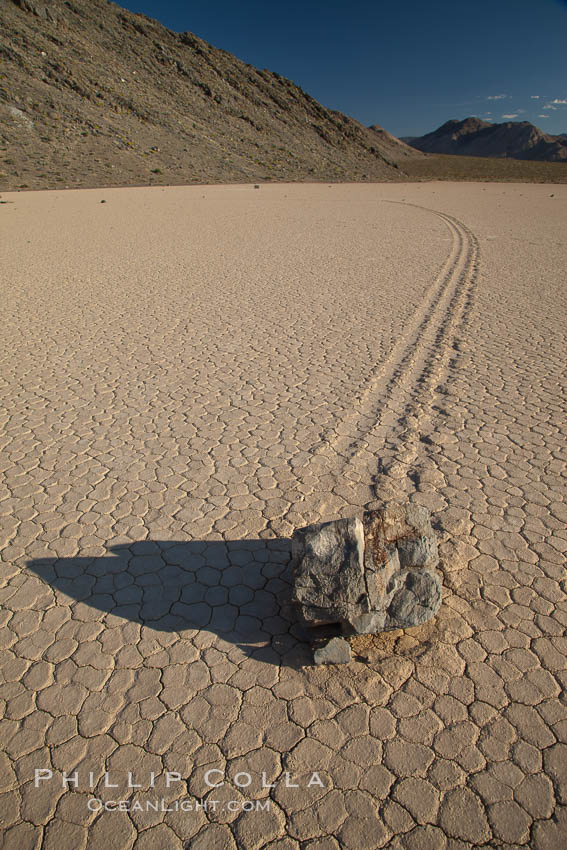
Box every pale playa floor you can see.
[1,182,566,849]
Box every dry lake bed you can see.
[1,182,566,849]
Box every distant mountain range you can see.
[402,118,567,162]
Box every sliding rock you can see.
[313,637,352,665]
[291,505,442,637]
[291,516,366,627]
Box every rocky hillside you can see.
[402,117,567,162]
[0,0,412,190]
[367,124,421,159]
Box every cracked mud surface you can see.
[1,182,566,848]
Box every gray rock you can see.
[397,534,438,568]
[291,516,367,625]
[372,503,439,568]
[343,612,385,635]
[292,504,442,637]
[313,637,352,665]
[383,568,442,630]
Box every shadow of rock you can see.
[27,538,315,667]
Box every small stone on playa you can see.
[313,637,352,665]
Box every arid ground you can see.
[402,154,567,184]
[1,182,566,849]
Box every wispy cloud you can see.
[502,113,519,119]
[530,95,540,99]
[538,114,549,118]
[487,94,508,100]
[543,104,557,110]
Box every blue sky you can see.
[117,0,567,137]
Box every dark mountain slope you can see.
[0,0,408,189]
[368,124,421,159]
